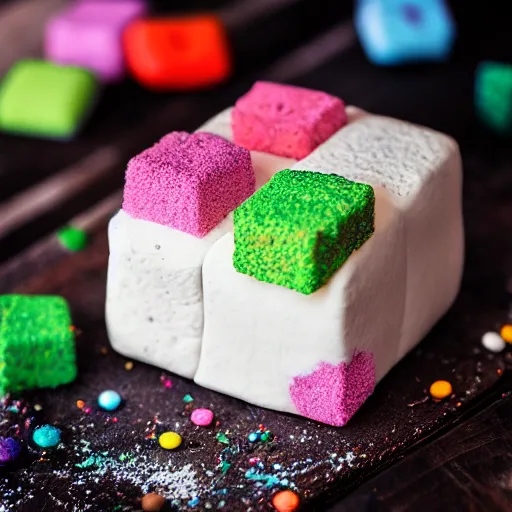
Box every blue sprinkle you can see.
[248,432,259,443]
[33,425,61,448]
[188,497,200,507]
[98,390,122,411]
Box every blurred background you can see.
[0,0,510,263]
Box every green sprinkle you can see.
[216,432,230,445]
[219,460,231,474]
[475,61,512,134]
[75,455,97,468]
[183,394,194,403]
[233,170,375,294]
[0,295,77,394]
[57,226,88,252]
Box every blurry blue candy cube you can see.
[355,0,456,66]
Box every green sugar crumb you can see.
[475,61,512,134]
[0,295,77,395]
[233,170,375,295]
[57,226,88,252]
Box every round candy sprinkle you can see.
[98,390,122,411]
[57,226,88,252]
[125,361,134,371]
[272,490,300,512]
[429,380,452,400]
[190,408,214,427]
[0,437,22,466]
[500,324,512,343]
[482,331,506,353]
[32,425,61,448]
[159,431,182,450]
[141,492,166,511]
[248,432,259,443]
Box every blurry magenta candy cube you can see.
[45,0,147,82]
[355,0,456,66]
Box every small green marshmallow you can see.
[57,226,88,252]
[475,61,512,134]
[0,295,77,394]
[233,170,375,295]
[0,60,98,139]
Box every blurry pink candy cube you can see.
[45,0,147,82]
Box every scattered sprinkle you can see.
[124,361,134,371]
[482,331,506,353]
[0,437,22,466]
[500,324,512,343]
[57,225,88,252]
[190,408,214,427]
[32,425,61,448]
[98,390,122,411]
[33,404,43,412]
[216,432,230,445]
[141,492,166,511]
[76,400,85,409]
[160,376,172,389]
[183,394,194,403]
[429,380,452,400]
[272,489,300,512]
[159,431,182,450]
[188,496,200,507]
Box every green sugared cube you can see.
[0,295,77,394]
[475,61,512,134]
[0,60,97,139]
[233,170,375,295]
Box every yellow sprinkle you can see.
[500,324,512,343]
[125,361,134,371]
[158,431,182,450]
[429,380,452,400]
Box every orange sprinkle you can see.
[76,400,85,409]
[500,324,512,343]
[125,361,134,371]
[429,380,452,400]
[272,490,300,512]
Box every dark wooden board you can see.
[2,2,512,511]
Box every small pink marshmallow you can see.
[232,81,347,159]
[123,131,254,237]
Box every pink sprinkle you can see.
[249,457,260,466]
[123,131,255,237]
[232,81,347,159]
[160,376,172,388]
[289,352,375,427]
[84,407,92,414]
[190,408,214,427]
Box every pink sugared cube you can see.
[122,131,255,237]
[45,0,147,82]
[232,81,347,159]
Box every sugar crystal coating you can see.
[123,131,255,237]
[232,81,346,159]
[0,295,77,394]
[233,170,375,294]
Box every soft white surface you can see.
[194,188,406,412]
[106,111,295,378]
[292,114,464,359]
[106,210,232,378]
